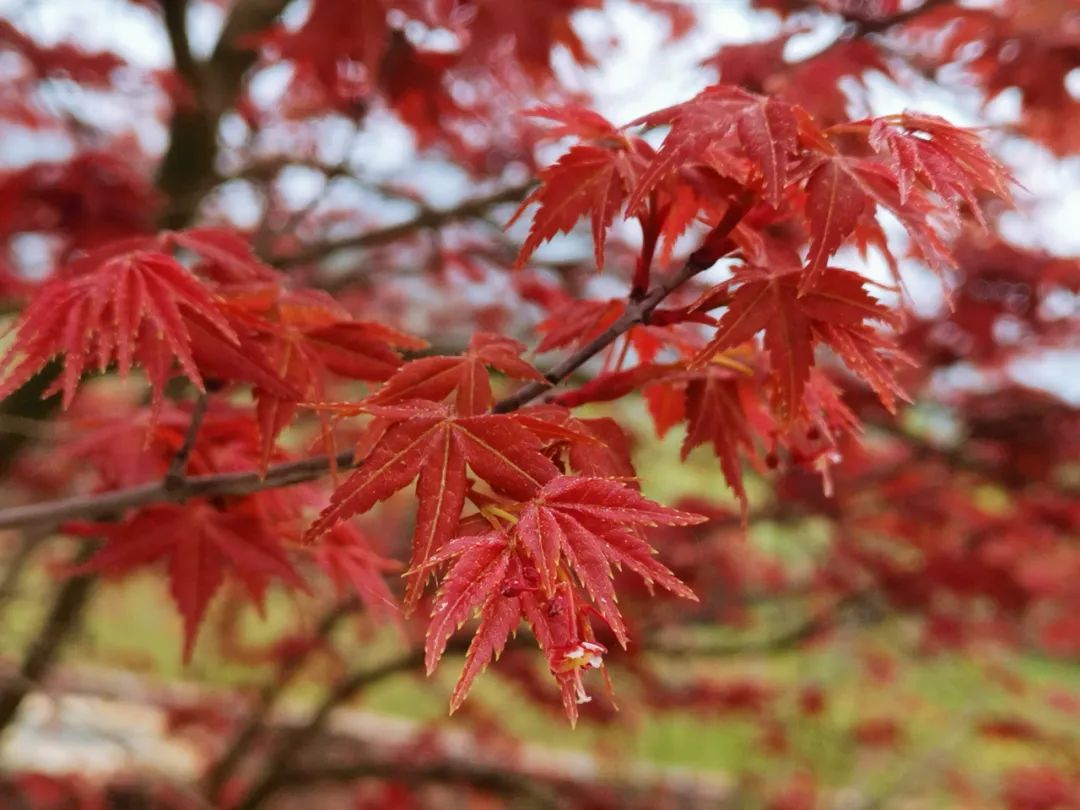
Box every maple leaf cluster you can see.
[299,335,704,721]
[516,92,1009,508]
[0,76,1016,722]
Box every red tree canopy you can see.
[0,1,1076,807]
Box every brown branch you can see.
[846,0,955,35]
[0,542,98,735]
[275,753,736,809]
[227,648,428,810]
[201,595,361,798]
[161,0,199,87]
[781,0,953,35]
[273,182,534,267]
[0,203,748,535]
[0,526,52,624]
[754,0,955,94]
[0,361,61,473]
[493,262,699,412]
[0,449,358,532]
[645,592,881,660]
[0,363,1017,537]
[274,758,560,808]
[495,201,748,414]
[156,0,290,228]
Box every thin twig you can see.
[495,200,749,414]
[165,393,209,490]
[494,260,706,413]
[274,182,534,267]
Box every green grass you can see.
[3,543,1077,807]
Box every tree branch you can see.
[493,260,702,413]
[274,757,561,808]
[201,595,361,797]
[0,542,98,735]
[227,648,428,810]
[782,0,953,34]
[274,752,736,809]
[645,592,881,659]
[273,182,534,267]
[0,202,748,535]
[846,0,955,35]
[156,0,290,228]
[0,525,55,627]
[0,449,358,532]
[161,0,199,87]
[494,199,748,413]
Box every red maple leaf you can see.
[553,360,760,514]
[172,227,281,284]
[0,238,231,408]
[423,477,701,724]
[520,405,639,480]
[432,539,605,723]
[0,234,297,413]
[515,476,701,639]
[535,298,624,354]
[367,332,543,416]
[695,264,908,418]
[165,229,427,463]
[310,523,401,621]
[225,286,427,467]
[801,157,866,290]
[261,0,391,108]
[304,401,560,610]
[509,105,647,271]
[76,502,306,661]
[626,84,802,214]
[679,367,759,516]
[834,116,1011,285]
[867,112,1013,220]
